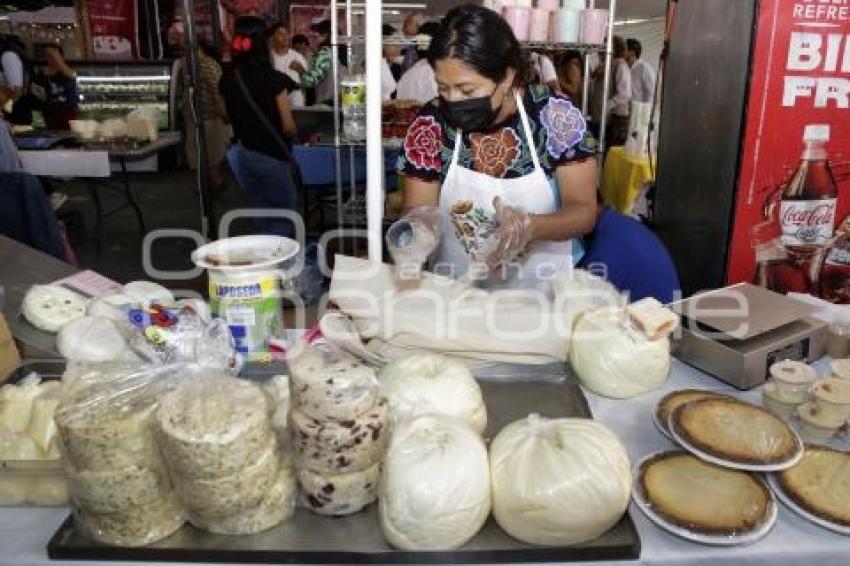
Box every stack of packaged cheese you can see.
[155,375,296,535]
[55,369,185,546]
[288,346,388,516]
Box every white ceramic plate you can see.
[668,407,805,473]
[652,408,675,443]
[632,451,778,546]
[767,472,850,536]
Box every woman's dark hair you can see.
[612,36,626,59]
[626,38,642,58]
[232,16,271,67]
[292,34,309,48]
[427,4,524,86]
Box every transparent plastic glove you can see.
[386,207,442,280]
[473,197,533,271]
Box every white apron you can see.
[434,91,584,292]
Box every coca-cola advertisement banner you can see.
[727,0,850,302]
[88,0,137,60]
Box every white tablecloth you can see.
[1,359,848,566]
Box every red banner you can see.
[88,0,137,60]
[727,0,850,302]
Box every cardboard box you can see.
[0,313,21,383]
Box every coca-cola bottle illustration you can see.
[752,220,811,294]
[819,217,850,303]
[778,124,838,254]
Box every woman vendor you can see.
[394,5,598,292]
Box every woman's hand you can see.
[474,197,533,270]
[289,60,305,74]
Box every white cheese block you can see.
[126,109,158,141]
[56,396,161,470]
[0,381,41,433]
[298,462,379,516]
[627,297,679,341]
[28,387,62,453]
[191,465,296,535]
[21,285,87,332]
[291,398,388,475]
[173,445,280,518]
[289,348,380,421]
[74,494,185,547]
[57,316,129,363]
[67,463,170,514]
[156,377,274,479]
[122,281,174,306]
[0,430,41,460]
[97,118,128,139]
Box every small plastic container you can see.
[556,8,582,43]
[528,8,551,42]
[768,360,817,404]
[811,378,850,422]
[762,383,798,422]
[580,8,609,44]
[503,7,532,41]
[796,402,844,445]
[0,459,69,506]
[831,358,850,381]
[827,322,850,359]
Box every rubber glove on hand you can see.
[386,206,442,280]
[473,197,533,272]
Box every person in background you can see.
[395,21,439,104]
[291,19,346,106]
[589,35,630,147]
[220,16,299,237]
[291,34,314,105]
[180,40,231,193]
[381,24,400,101]
[0,35,32,126]
[625,38,655,104]
[383,24,403,81]
[529,51,559,93]
[269,22,308,107]
[40,45,77,130]
[292,34,312,63]
[396,5,598,290]
[400,12,423,73]
[556,50,583,107]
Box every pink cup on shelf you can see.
[528,8,550,42]
[503,7,532,41]
[580,8,609,45]
[514,0,534,7]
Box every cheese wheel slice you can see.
[21,285,87,332]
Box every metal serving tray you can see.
[46,362,640,563]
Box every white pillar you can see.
[365,0,384,264]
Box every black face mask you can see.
[439,88,502,132]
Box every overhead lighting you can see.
[614,17,665,26]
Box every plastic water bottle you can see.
[341,74,366,141]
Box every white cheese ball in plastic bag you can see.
[379,353,486,434]
[490,415,631,546]
[569,307,670,399]
[379,415,491,550]
[57,316,132,363]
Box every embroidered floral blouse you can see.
[397,84,595,183]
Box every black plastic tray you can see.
[44,362,640,563]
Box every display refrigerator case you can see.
[653,0,850,300]
[73,60,177,131]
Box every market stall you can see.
[2,0,850,564]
